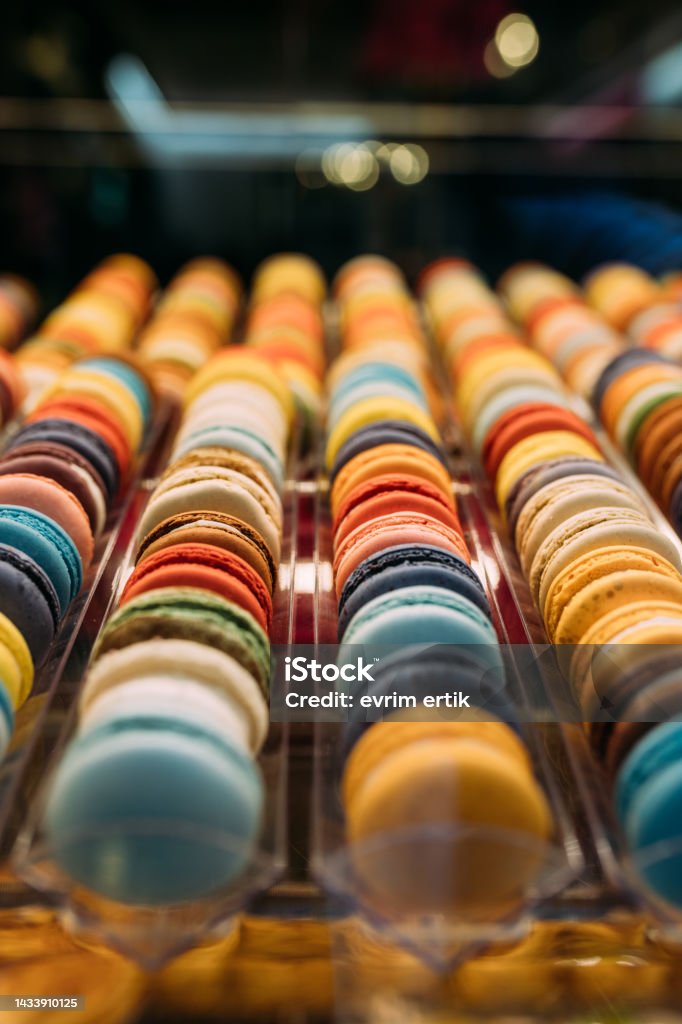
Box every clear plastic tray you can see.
[8,416,301,968]
[453,365,682,942]
[309,437,585,971]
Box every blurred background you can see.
[2,0,682,298]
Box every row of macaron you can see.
[136,258,242,400]
[16,255,156,411]
[584,262,682,350]
[422,257,682,909]
[0,274,39,350]
[500,263,682,538]
[0,354,154,757]
[43,286,299,904]
[326,256,553,918]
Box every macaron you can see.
[343,719,551,915]
[504,459,624,542]
[337,544,491,640]
[330,444,453,518]
[515,476,647,578]
[615,722,682,908]
[94,588,271,696]
[330,420,448,483]
[0,505,83,612]
[531,508,682,613]
[135,465,282,566]
[120,543,273,632]
[80,639,268,754]
[495,431,604,512]
[0,442,108,537]
[0,473,93,569]
[44,713,264,905]
[543,547,682,644]
[135,510,276,593]
[8,420,120,499]
[340,584,500,664]
[333,512,472,597]
[325,396,440,472]
[0,543,60,666]
[483,407,597,481]
[0,610,34,708]
[332,474,460,548]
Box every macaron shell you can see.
[136,512,276,593]
[346,737,550,914]
[533,510,682,613]
[0,449,107,537]
[0,544,59,666]
[342,719,531,812]
[28,399,131,477]
[330,445,453,517]
[0,474,93,569]
[325,397,440,471]
[554,569,682,646]
[121,544,272,631]
[333,474,459,547]
[135,468,281,565]
[8,419,120,499]
[545,547,682,643]
[496,432,604,512]
[44,721,264,905]
[95,588,271,696]
[484,409,596,481]
[333,513,472,597]
[517,481,647,578]
[80,639,268,753]
[0,612,33,706]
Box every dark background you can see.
[2,0,682,300]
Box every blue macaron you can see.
[0,543,60,666]
[0,506,82,612]
[45,714,264,905]
[337,544,491,640]
[0,683,13,760]
[330,420,447,483]
[331,362,427,407]
[329,380,429,431]
[615,722,682,908]
[339,584,502,673]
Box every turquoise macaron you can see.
[331,362,426,406]
[615,722,682,908]
[79,357,153,430]
[173,426,284,492]
[45,714,264,905]
[339,584,503,673]
[328,379,429,431]
[0,506,82,612]
[0,683,14,759]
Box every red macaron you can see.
[120,542,273,631]
[332,473,461,548]
[482,404,598,480]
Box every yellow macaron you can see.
[495,431,604,512]
[0,613,34,708]
[344,721,552,915]
[325,396,440,471]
